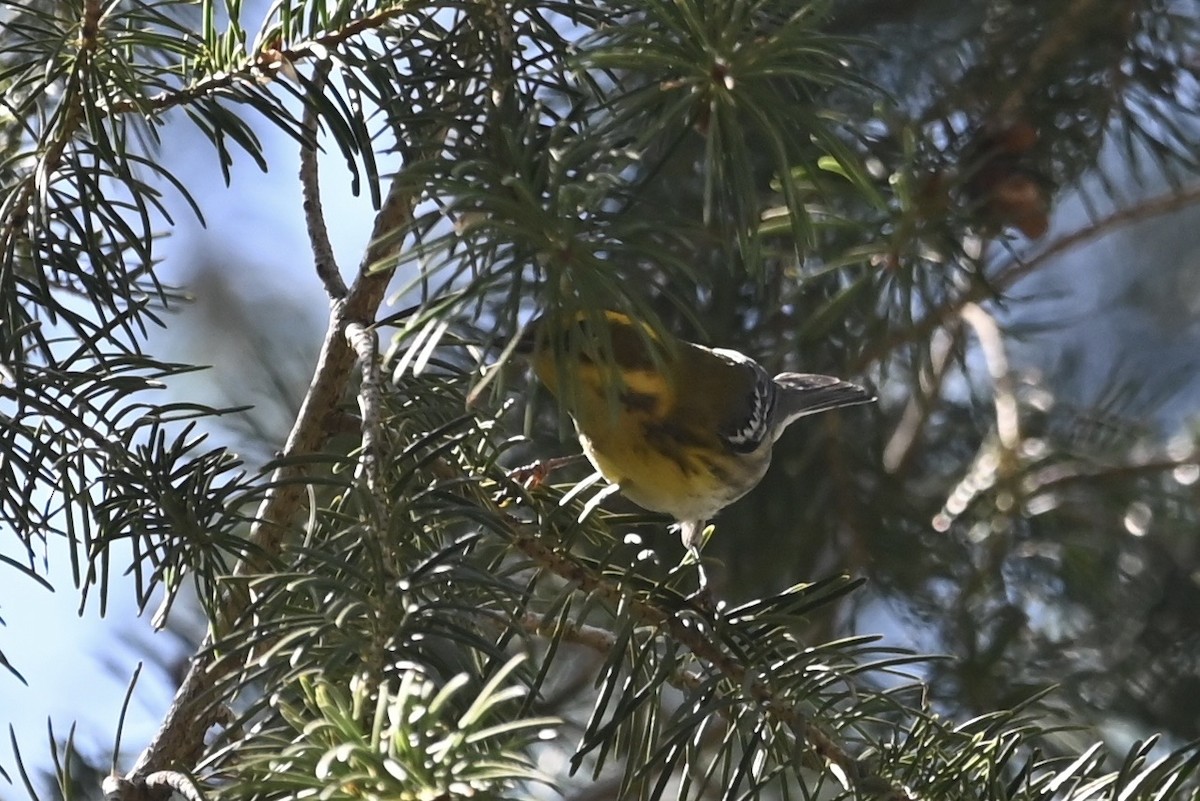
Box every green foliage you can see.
[217,659,555,801]
[3,0,1200,800]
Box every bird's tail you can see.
[773,373,874,428]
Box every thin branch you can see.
[1025,454,1200,495]
[103,6,414,116]
[141,771,204,801]
[103,771,202,801]
[244,175,411,561]
[990,183,1200,289]
[855,182,1200,373]
[514,612,618,653]
[301,61,346,300]
[511,611,709,697]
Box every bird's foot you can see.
[685,584,718,615]
[679,541,717,614]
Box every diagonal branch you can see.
[244,176,411,561]
[504,523,911,800]
[345,321,384,497]
[112,176,415,796]
[103,5,414,116]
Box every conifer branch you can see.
[346,321,384,496]
[855,182,1200,373]
[506,525,911,799]
[102,5,413,116]
[0,1,104,271]
[117,175,415,795]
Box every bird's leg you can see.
[506,453,588,489]
[678,520,714,605]
[687,545,709,595]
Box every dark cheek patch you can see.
[720,367,775,453]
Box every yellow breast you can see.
[563,369,766,522]
[576,423,759,523]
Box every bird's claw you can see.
[685,584,717,615]
[506,460,551,489]
[676,543,718,613]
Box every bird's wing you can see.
[706,347,777,453]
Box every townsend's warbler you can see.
[528,311,873,585]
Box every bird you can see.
[525,310,875,592]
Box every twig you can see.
[960,303,1019,456]
[515,612,618,653]
[102,7,414,116]
[103,771,203,801]
[464,598,710,713]
[300,61,346,300]
[855,183,1200,373]
[990,183,1200,290]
